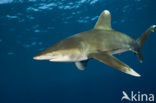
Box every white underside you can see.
[49,55,88,62]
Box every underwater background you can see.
[0,0,156,103]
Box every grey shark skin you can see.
[34,10,156,77]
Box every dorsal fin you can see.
[94,10,112,30]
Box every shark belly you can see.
[49,54,88,62]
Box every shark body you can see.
[34,10,156,77]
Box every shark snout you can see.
[33,56,41,60]
[33,55,52,60]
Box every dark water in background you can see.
[0,0,156,103]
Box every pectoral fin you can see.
[89,53,141,77]
[75,60,89,70]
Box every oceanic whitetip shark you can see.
[34,10,156,77]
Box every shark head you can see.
[33,42,61,60]
[33,50,62,60]
[33,49,85,62]
[33,37,88,62]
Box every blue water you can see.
[0,0,156,103]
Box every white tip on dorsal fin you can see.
[94,10,112,30]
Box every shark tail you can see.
[135,25,156,62]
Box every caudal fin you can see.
[135,25,156,62]
[136,25,156,48]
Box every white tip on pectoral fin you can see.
[124,67,141,77]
